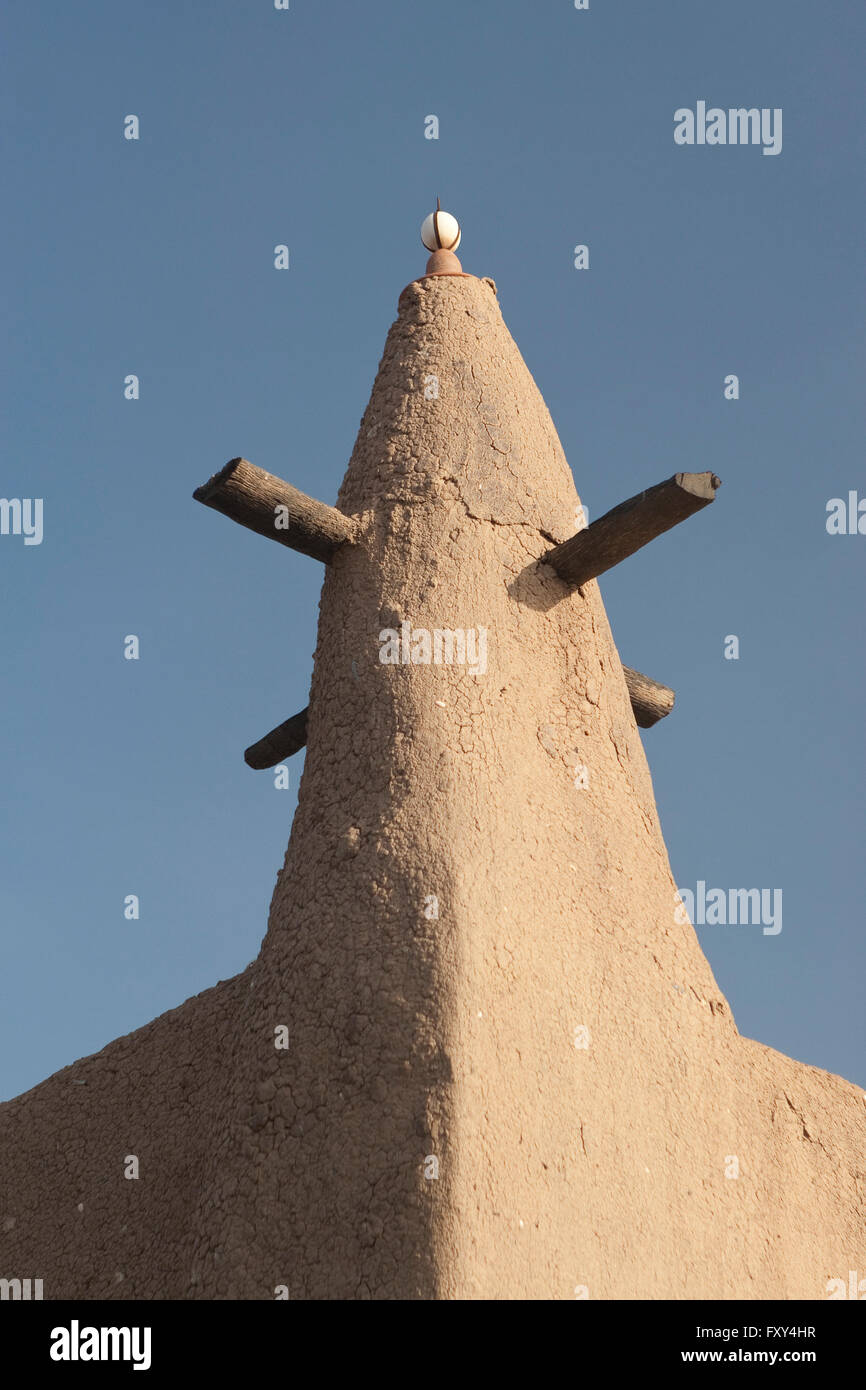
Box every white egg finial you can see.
[419,198,464,277]
[421,197,462,253]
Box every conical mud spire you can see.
[1,212,862,1301]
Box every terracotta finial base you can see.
[425,247,463,276]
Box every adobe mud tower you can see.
[1,213,863,1300]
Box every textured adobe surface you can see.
[1,273,863,1299]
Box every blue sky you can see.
[1,0,863,1100]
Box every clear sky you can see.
[1,0,863,1101]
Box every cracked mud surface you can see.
[0,274,863,1300]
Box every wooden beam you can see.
[193,457,356,562]
[244,668,674,768]
[543,471,721,588]
[244,708,310,770]
[622,666,675,728]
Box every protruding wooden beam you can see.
[622,666,675,728]
[543,471,721,589]
[244,667,674,769]
[193,457,356,563]
[244,708,310,770]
